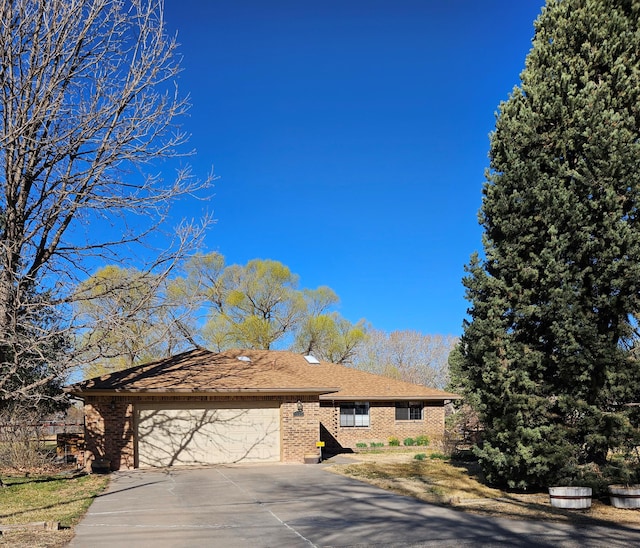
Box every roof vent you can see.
[237,356,251,362]
[304,355,320,364]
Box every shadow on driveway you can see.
[70,464,640,548]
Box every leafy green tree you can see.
[459,0,640,489]
[179,254,305,349]
[173,253,366,354]
[222,259,306,349]
[74,254,367,371]
[293,312,367,364]
[75,266,193,377]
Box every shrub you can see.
[429,452,448,460]
[0,408,53,470]
[403,437,416,446]
[388,437,400,447]
[414,453,427,461]
[415,435,430,447]
[450,447,477,462]
[355,442,367,449]
[370,442,384,448]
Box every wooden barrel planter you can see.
[608,485,640,509]
[548,486,592,509]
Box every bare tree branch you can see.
[0,0,214,409]
[351,329,458,389]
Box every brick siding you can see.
[84,397,135,471]
[319,401,445,450]
[83,396,447,471]
[83,394,321,470]
[280,397,321,462]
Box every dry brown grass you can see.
[0,529,74,548]
[327,450,640,527]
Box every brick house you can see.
[66,348,459,470]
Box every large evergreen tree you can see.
[459,0,640,489]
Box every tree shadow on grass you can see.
[339,457,640,532]
[0,473,158,521]
[445,459,640,530]
[1,471,87,487]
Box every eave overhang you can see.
[319,393,461,402]
[64,386,340,399]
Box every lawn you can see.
[0,471,109,547]
[328,450,640,527]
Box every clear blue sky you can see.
[161,1,545,336]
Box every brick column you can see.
[83,396,135,471]
[280,397,320,463]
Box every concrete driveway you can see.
[70,462,640,548]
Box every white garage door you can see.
[136,402,280,468]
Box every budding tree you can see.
[168,253,366,357]
[75,265,197,378]
[293,312,367,365]
[0,0,213,410]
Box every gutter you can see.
[64,386,341,398]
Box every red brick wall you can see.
[83,394,321,470]
[319,401,445,450]
[280,397,321,463]
[84,397,134,471]
[83,395,447,470]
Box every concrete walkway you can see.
[70,463,640,547]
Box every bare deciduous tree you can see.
[351,329,458,389]
[0,0,213,409]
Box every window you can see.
[395,402,423,421]
[340,402,370,427]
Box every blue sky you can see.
[161,1,545,336]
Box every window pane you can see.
[355,403,369,426]
[340,402,369,427]
[340,404,352,427]
[395,406,409,420]
[396,402,423,421]
[409,405,423,420]
[340,413,354,427]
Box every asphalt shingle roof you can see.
[67,348,459,401]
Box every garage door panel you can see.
[137,404,280,468]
